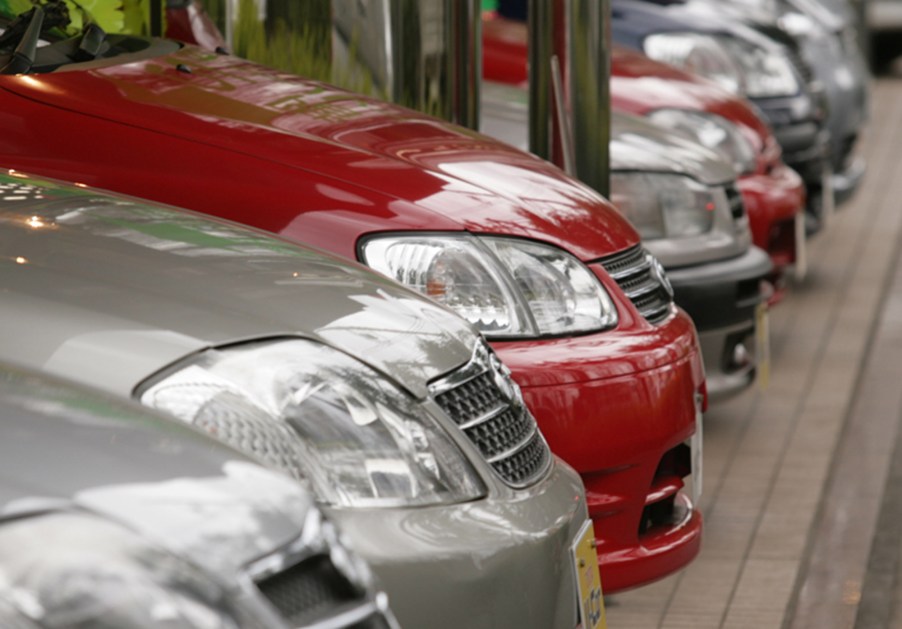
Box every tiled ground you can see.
[604,76,902,629]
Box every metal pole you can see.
[528,0,554,161]
[568,0,611,198]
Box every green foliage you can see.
[228,0,378,97]
[0,0,164,36]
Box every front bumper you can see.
[667,247,772,400]
[494,309,705,592]
[738,162,806,273]
[328,458,587,629]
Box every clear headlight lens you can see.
[719,36,800,97]
[610,173,718,239]
[647,109,758,175]
[140,339,486,508]
[361,235,618,337]
[644,32,743,94]
[0,513,238,629]
[644,32,800,98]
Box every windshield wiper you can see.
[0,5,44,74]
[75,22,106,61]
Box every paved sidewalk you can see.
[604,76,902,629]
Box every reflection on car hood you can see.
[481,83,734,185]
[0,46,638,261]
[610,112,735,185]
[0,172,477,399]
[610,47,773,156]
[0,366,312,575]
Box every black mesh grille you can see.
[256,555,360,626]
[725,184,745,220]
[491,431,550,486]
[434,371,550,487]
[599,246,673,325]
[435,372,503,423]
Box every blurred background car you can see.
[0,171,595,628]
[642,0,869,209]
[602,0,833,230]
[0,364,397,628]
[482,19,807,298]
[482,83,772,400]
[0,6,705,593]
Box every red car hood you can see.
[610,47,776,158]
[3,45,637,261]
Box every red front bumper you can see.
[493,309,705,593]
[740,163,806,274]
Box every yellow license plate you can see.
[571,520,606,629]
[756,302,770,391]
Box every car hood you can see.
[0,366,315,576]
[481,82,733,185]
[1,44,638,261]
[610,111,735,185]
[611,47,774,157]
[0,173,478,399]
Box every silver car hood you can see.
[481,82,734,186]
[609,112,735,186]
[0,366,314,575]
[0,174,478,399]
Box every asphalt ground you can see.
[604,73,902,629]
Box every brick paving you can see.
[604,76,902,629]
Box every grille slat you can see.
[600,245,674,325]
[433,354,551,488]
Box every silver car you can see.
[482,86,772,399]
[0,364,396,628]
[0,171,595,629]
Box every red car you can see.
[483,15,806,294]
[0,12,703,591]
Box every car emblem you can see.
[648,254,674,300]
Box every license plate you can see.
[756,302,771,391]
[571,520,606,629]
[794,209,808,282]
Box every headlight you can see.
[0,513,240,628]
[643,32,743,94]
[647,109,758,175]
[610,173,718,239]
[644,32,800,98]
[360,235,618,337]
[140,339,486,508]
[719,36,800,97]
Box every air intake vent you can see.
[725,184,745,220]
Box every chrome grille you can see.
[431,344,552,488]
[600,246,673,325]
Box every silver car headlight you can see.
[647,109,758,175]
[139,339,486,508]
[644,32,800,98]
[643,32,743,93]
[719,36,801,97]
[610,172,718,239]
[360,235,618,337]
[0,513,240,628]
